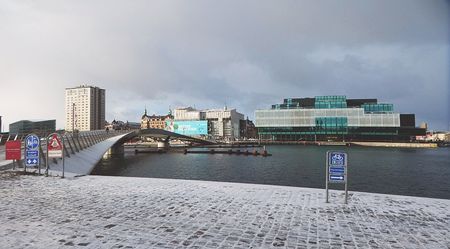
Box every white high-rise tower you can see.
[65,85,105,131]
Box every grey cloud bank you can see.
[0,0,448,131]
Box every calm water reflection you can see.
[92,145,450,199]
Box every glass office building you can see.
[255,96,425,141]
[9,120,56,137]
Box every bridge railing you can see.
[48,129,135,164]
[1,129,136,170]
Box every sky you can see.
[0,0,449,131]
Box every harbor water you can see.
[92,145,450,199]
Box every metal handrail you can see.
[1,129,136,169]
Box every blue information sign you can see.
[329,167,345,174]
[25,134,40,167]
[326,151,347,184]
[326,151,349,204]
[329,175,345,181]
[328,152,347,167]
[26,158,39,166]
[26,151,39,157]
[26,135,39,150]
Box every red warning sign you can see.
[47,133,63,158]
[5,140,21,160]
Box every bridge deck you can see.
[1,129,213,175]
[45,133,130,176]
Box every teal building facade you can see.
[255,96,425,141]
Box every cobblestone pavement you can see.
[0,174,449,249]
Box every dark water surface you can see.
[92,145,450,199]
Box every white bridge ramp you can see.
[47,133,130,177]
[0,130,135,177]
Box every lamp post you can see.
[72,103,76,133]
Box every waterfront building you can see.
[204,108,244,139]
[107,120,140,130]
[255,96,426,141]
[173,107,203,121]
[173,107,245,140]
[65,85,105,131]
[416,131,450,142]
[240,118,258,139]
[127,122,141,130]
[141,109,173,129]
[9,119,56,137]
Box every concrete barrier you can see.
[350,142,438,148]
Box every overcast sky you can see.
[0,0,449,131]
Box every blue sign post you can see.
[24,134,40,172]
[326,151,348,204]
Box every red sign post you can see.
[5,140,21,160]
[46,133,64,177]
[47,134,63,158]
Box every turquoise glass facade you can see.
[362,103,393,113]
[314,96,347,109]
[315,117,348,129]
[314,117,348,134]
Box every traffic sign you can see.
[326,151,349,204]
[26,158,39,165]
[329,167,345,174]
[328,151,347,167]
[5,141,21,160]
[26,150,39,157]
[48,133,63,158]
[26,135,39,150]
[25,134,40,167]
[45,133,65,178]
[329,175,345,181]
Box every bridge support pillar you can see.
[157,140,170,151]
[106,144,124,156]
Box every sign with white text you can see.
[5,140,21,160]
[25,134,40,167]
[327,151,347,183]
[47,133,63,158]
[326,151,349,204]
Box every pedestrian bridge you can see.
[0,129,214,176]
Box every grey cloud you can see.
[0,0,448,130]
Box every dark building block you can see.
[347,99,377,107]
[400,114,416,127]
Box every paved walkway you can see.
[0,174,449,248]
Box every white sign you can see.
[48,133,63,158]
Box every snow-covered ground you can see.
[0,174,449,249]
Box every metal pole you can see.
[38,155,41,175]
[325,151,329,203]
[45,135,49,177]
[62,136,65,179]
[38,144,45,176]
[23,140,26,173]
[344,165,348,204]
[72,103,75,132]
